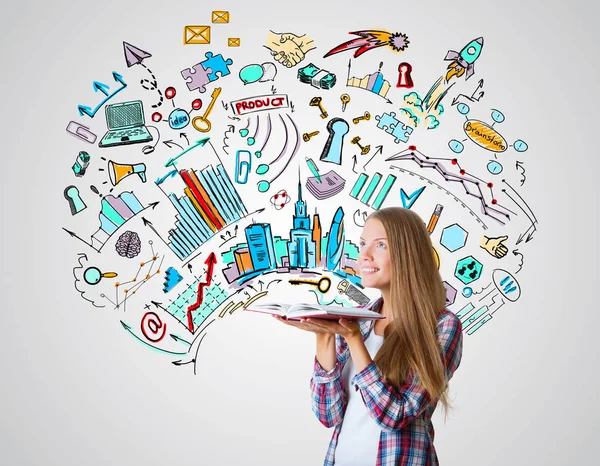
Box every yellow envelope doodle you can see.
[184,26,210,45]
[228,38,241,47]
[212,11,230,23]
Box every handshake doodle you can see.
[480,235,509,259]
[264,31,316,68]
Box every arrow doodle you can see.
[171,320,216,372]
[120,320,187,356]
[139,62,164,108]
[363,145,383,170]
[516,224,536,244]
[155,170,177,184]
[353,208,369,227]
[163,140,184,151]
[93,81,110,96]
[142,217,169,246]
[222,124,235,155]
[512,249,524,274]
[219,225,239,247]
[169,333,191,347]
[77,72,128,118]
[186,252,218,333]
[516,161,526,186]
[164,137,210,167]
[501,179,538,244]
[451,79,485,106]
[62,228,100,253]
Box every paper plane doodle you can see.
[123,41,152,67]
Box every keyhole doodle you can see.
[64,185,87,215]
[396,62,414,88]
[320,117,349,165]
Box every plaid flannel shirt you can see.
[310,297,463,466]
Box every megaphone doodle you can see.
[108,160,147,186]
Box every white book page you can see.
[286,309,325,318]
[287,304,380,318]
[319,306,379,317]
[289,303,321,312]
[250,303,292,314]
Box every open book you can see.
[244,302,386,321]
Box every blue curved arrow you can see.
[120,320,187,356]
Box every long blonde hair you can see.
[367,207,454,419]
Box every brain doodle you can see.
[115,230,142,258]
[63,17,538,371]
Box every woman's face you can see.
[358,218,391,291]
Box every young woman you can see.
[274,207,463,465]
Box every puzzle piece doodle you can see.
[375,112,398,134]
[181,63,213,93]
[391,119,413,143]
[375,111,413,143]
[181,52,234,92]
[200,52,234,82]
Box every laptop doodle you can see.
[99,100,153,148]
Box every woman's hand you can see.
[273,315,362,341]
[272,315,334,336]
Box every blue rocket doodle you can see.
[444,37,484,81]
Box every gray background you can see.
[1,0,598,465]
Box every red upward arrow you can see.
[203,252,217,285]
[186,252,218,332]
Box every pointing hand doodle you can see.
[480,235,509,258]
[264,31,315,68]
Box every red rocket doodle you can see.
[324,30,409,58]
[444,37,484,81]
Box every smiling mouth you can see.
[361,267,380,274]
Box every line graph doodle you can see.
[388,165,488,229]
[101,240,165,311]
[386,147,512,225]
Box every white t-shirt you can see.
[333,329,385,466]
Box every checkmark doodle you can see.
[399,186,426,209]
